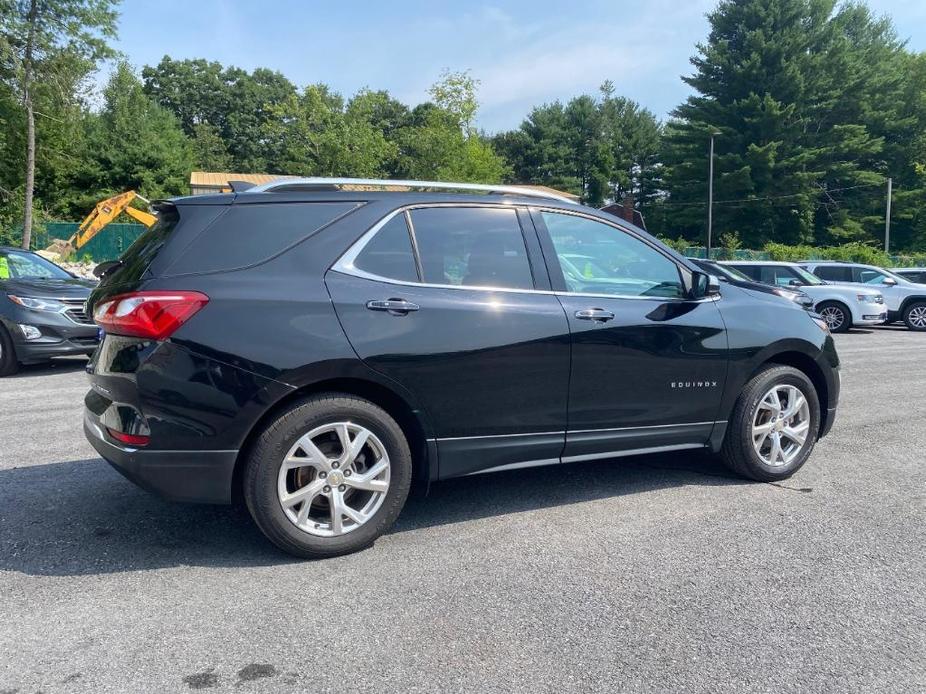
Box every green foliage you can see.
[493,83,661,207]
[764,240,894,265]
[660,0,925,251]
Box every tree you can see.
[69,62,192,211]
[0,0,117,248]
[493,87,660,207]
[660,0,912,248]
[143,57,297,172]
[261,84,395,177]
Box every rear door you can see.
[532,209,729,462]
[326,204,571,478]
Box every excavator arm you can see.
[43,191,158,261]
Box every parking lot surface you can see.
[1,328,924,693]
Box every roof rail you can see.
[245,177,580,204]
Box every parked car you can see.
[84,178,841,558]
[892,267,926,284]
[688,258,814,310]
[722,261,887,333]
[801,261,926,331]
[0,247,99,376]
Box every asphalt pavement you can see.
[1,327,924,693]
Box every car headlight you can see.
[856,294,882,304]
[772,287,813,307]
[7,295,68,312]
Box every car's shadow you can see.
[0,452,753,576]
[9,356,89,378]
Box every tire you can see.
[902,301,926,332]
[815,301,851,333]
[720,365,820,482]
[0,324,19,377]
[243,393,412,558]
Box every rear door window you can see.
[409,207,534,290]
[732,265,760,281]
[353,214,419,282]
[813,265,852,282]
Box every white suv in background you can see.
[722,261,887,333]
[801,261,926,331]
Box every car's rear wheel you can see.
[902,301,926,331]
[0,325,19,377]
[243,393,412,558]
[816,301,850,333]
[720,365,820,482]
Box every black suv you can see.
[0,247,99,376]
[84,179,840,558]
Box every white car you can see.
[722,261,887,332]
[801,261,926,331]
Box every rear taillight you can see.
[93,291,209,340]
[106,428,150,447]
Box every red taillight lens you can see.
[106,428,150,446]
[93,291,209,340]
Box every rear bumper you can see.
[84,414,238,504]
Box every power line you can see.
[658,182,885,207]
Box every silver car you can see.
[802,261,926,331]
[723,261,887,333]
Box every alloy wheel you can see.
[819,305,845,331]
[752,384,810,467]
[277,422,390,537]
[908,305,926,329]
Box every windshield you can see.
[0,250,71,280]
[792,265,826,285]
[692,260,751,282]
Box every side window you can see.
[854,267,887,284]
[541,212,684,298]
[353,214,419,282]
[814,266,851,282]
[734,265,761,281]
[409,207,534,290]
[165,202,360,276]
[764,266,800,287]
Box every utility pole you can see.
[707,132,718,258]
[885,177,893,254]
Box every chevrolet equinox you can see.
[84,178,840,558]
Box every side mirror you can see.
[691,270,721,299]
[788,279,803,287]
[882,277,897,286]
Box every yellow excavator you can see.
[41,191,158,261]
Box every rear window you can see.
[102,203,182,285]
[164,202,360,276]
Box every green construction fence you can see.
[32,222,147,262]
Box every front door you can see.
[326,204,571,478]
[531,209,729,462]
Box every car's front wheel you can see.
[720,365,820,482]
[243,393,412,558]
[902,301,926,331]
[0,325,19,377]
[816,301,850,333]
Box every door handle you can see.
[575,308,615,322]
[366,299,420,314]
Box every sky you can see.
[112,0,926,133]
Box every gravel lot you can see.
[1,327,924,693]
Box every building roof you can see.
[189,172,581,202]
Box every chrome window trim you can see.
[331,203,714,303]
